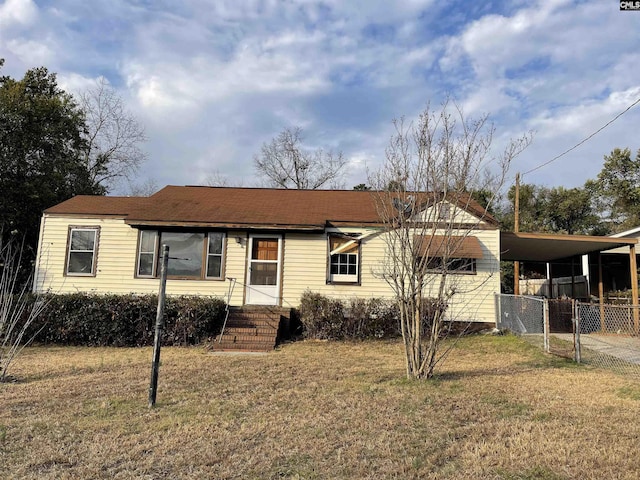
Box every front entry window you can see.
[161,232,204,277]
[135,230,225,279]
[250,238,279,285]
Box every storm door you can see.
[246,235,281,305]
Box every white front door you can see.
[245,235,282,305]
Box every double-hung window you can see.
[137,231,158,277]
[136,230,225,280]
[66,227,99,276]
[328,234,360,284]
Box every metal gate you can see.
[495,294,548,352]
[574,302,640,376]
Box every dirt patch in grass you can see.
[1,336,639,479]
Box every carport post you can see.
[574,301,581,364]
[630,244,639,333]
[598,253,605,332]
[543,298,550,353]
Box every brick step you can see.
[215,344,274,352]
[212,339,275,352]
[222,326,277,336]
[229,311,281,318]
[227,314,280,323]
[211,306,289,352]
[225,320,279,329]
[218,333,276,343]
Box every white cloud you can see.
[530,86,640,139]
[0,0,38,29]
[2,0,639,193]
[4,38,52,65]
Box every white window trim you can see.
[328,233,361,284]
[136,230,158,278]
[205,232,225,279]
[66,227,99,277]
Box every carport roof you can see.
[500,231,638,262]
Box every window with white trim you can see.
[137,230,158,277]
[206,233,224,278]
[135,231,225,279]
[328,234,360,283]
[66,227,99,276]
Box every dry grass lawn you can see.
[1,335,639,479]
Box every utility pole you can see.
[514,173,520,295]
[149,245,169,408]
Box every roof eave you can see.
[124,219,326,231]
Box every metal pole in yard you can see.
[513,173,520,296]
[543,298,550,354]
[574,302,581,364]
[149,245,169,408]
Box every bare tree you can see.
[254,127,346,189]
[205,169,231,187]
[369,99,531,379]
[127,177,159,197]
[79,77,147,192]
[1,237,49,382]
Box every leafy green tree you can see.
[544,186,602,235]
[504,183,549,232]
[587,147,640,232]
[0,60,103,274]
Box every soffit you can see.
[500,231,638,262]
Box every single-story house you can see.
[33,186,501,326]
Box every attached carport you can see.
[500,231,639,307]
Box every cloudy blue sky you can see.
[1,0,639,194]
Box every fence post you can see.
[574,301,581,364]
[543,298,550,353]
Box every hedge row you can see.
[299,291,401,340]
[25,293,226,347]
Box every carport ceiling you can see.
[500,232,638,262]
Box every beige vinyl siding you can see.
[35,215,500,323]
[415,202,492,226]
[34,215,247,303]
[282,228,392,306]
[282,228,500,324]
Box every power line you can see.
[522,95,640,177]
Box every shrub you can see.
[299,291,345,340]
[26,293,226,347]
[299,291,400,340]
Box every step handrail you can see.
[219,277,237,343]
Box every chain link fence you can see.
[495,294,548,351]
[495,294,640,377]
[575,302,640,378]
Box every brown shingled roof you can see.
[44,196,148,216]
[44,186,498,228]
[127,186,381,228]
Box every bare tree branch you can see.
[79,78,147,193]
[254,127,346,189]
[369,98,532,379]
